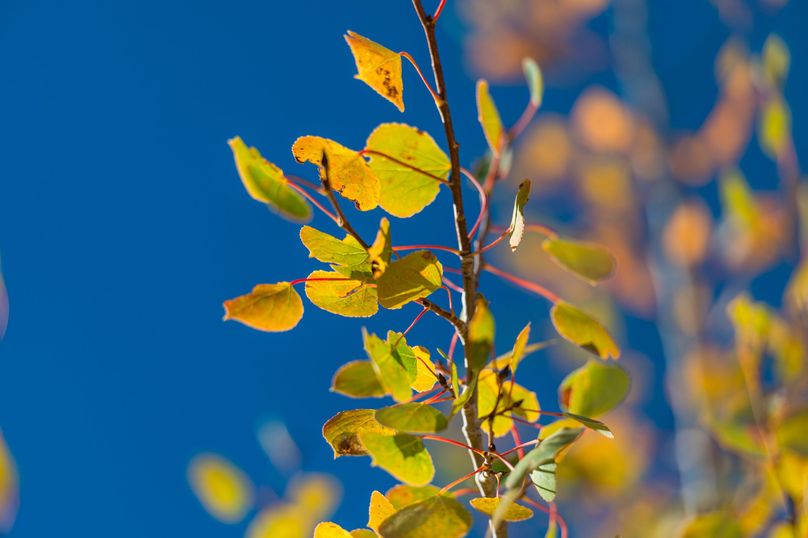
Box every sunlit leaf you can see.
[345,31,404,112]
[469,497,533,522]
[376,403,448,434]
[559,360,630,417]
[476,79,505,155]
[366,123,449,218]
[287,473,342,522]
[509,180,531,252]
[322,409,395,458]
[369,217,393,279]
[364,331,418,403]
[478,371,540,437]
[509,323,530,373]
[720,168,760,230]
[188,454,254,523]
[467,296,494,372]
[410,346,437,393]
[358,432,435,486]
[292,136,380,211]
[0,433,18,532]
[350,530,377,538]
[531,462,558,501]
[300,226,370,270]
[379,495,472,538]
[314,522,353,538]
[679,511,743,538]
[759,95,791,159]
[228,136,311,222]
[451,371,478,418]
[247,505,308,538]
[385,484,440,509]
[523,58,543,108]
[542,238,615,284]
[305,270,378,318]
[563,412,613,438]
[775,409,808,456]
[550,302,620,360]
[332,360,386,399]
[368,490,397,534]
[377,251,443,309]
[223,282,304,332]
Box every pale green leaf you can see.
[332,361,386,399]
[531,462,558,501]
[364,331,417,403]
[563,412,613,438]
[523,57,544,108]
[476,79,505,155]
[559,360,630,417]
[379,495,472,538]
[358,432,435,487]
[223,283,304,332]
[542,238,615,284]
[300,226,370,270]
[377,251,443,309]
[504,428,583,491]
[375,403,448,434]
[550,302,620,360]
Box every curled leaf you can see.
[223,283,304,332]
[345,31,404,112]
[550,302,620,360]
[322,408,395,458]
[476,79,505,155]
[509,180,531,252]
[523,57,544,108]
[542,238,616,284]
[364,331,418,403]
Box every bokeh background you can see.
[1,0,807,536]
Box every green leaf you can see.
[469,497,533,522]
[775,408,808,456]
[300,226,370,270]
[385,484,440,509]
[345,31,404,112]
[559,360,630,418]
[368,490,397,534]
[542,238,616,284]
[366,123,449,218]
[228,137,312,222]
[305,270,378,318]
[504,428,583,491]
[550,302,620,360]
[467,296,495,372]
[364,331,418,403]
[379,495,472,538]
[562,412,613,438]
[450,371,478,418]
[375,403,448,434]
[509,180,531,252]
[292,136,380,211]
[530,462,558,501]
[476,79,505,155]
[322,409,395,457]
[377,251,443,309]
[762,34,790,86]
[523,58,544,108]
[223,283,304,332]
[679,512,743,538]
[332,361,386,399]
[358,432,435,487]
[509,323,531,374]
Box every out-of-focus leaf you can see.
[247,505,308,538]
[300,226,370,270]
[223,283,304,332]
[292,136,380,211]
[786,258,808,317]
[0,259,9,341]
[350,530,377,538]
[469,497,533,522]
[314,522,353,538]
[531,461,558,501]
[727,293,771,351]
[559,360,630,417]
[322,409,395,458]
[410,346,436,393]
[476,79,505,155]
[542,238,616,284]
[545,518,558,538]
[508,323,530,374]
[188,454,254,523]
[375,403,448,434]
[679,511,743,538]
[763,34,790,86]
[358,432,435,487]
[0,433,17,532]
[345,31,404,112]
[257,421,301,473]
[551,302,620,360]
[364,330,418,403]
[377,251,443,309]
[720,168,760,230]
[523,58,543,108]
[287,473,342,522]
[228,137,311,222]
[563,412,613,438]
[467,296,495,372]
[509,180,531,251]
[305,270,378,318]
[368,490,397,534]
[365,123,448,217]
[759,95,791,159]
[385,484,440,509]
[775,409,808,456]
[332,361,386,399]
[379,495,472,538]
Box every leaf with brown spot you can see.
[322,409,395,458]
[345,31,404,112]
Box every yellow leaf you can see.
[359,432,435,486]
[467,296,494,372]
[551,302,620,360]
[559,360,630,418]
[385,484,439,509]
[0,432,17,532]
[314,522,354,538]
[188,454,253,523]
[377,251,443,309]
[305,270,378,318]
[469,497,533,522]
[542,238,616,284]
[759,95,791,159]
[223,282,304,332]
[300,226,370,270]
[228,137,311,222]
[322,409,396,458]
[286,473,342,522]
[351,530,378,538]
[410,346,436,393]
[345,31,404,112]
[368,490,397,533]
[365,123,448,218]
[379,495,472,538]
[292,136,380,211]
[369,218,393,279]
[248,505,308,538]
[478,370,540,437]
[476,79,505,155]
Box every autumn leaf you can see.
[358,431,435,486]
[470,497,533,522]
[332,360,386,399]
[467,296,494,372]
[223,283,304,332]
[369,217,393,279]
[322,409,396,458]
[551,302,620,360]
[478,370,540,437]
[247,505,308,538]
[364,330,418,403]
[300,226,370,270]
[476,79,505,155]
[759,95,791,159]
[385,484,440,509]
[304,270,378,318]
[365,123,449,218]
[559,360,630,418]
[368,490,397,534]
[509,180,531,252]
[188,454,254,523]
[286,473,342,522]
[314,522,354,538]
[542,238,616,284]
[375,403,448,434]
[410,346,437,393]
[379,495,472,538]
[228,136,312,222]
[292,136,380,211]
[377,251,443,309]
[345,31,404,112]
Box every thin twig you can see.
[399,51,442,105]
